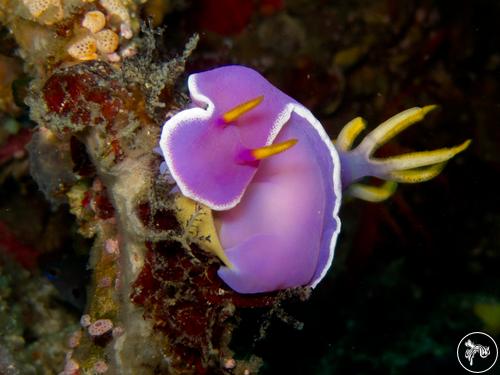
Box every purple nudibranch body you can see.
[159,65,470,294]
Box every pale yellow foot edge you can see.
[174,195,233,268]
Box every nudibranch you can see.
[159,65,470,294]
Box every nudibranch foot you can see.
[336,105,471,193]
[173,194,233,268]
[217,234,309,294]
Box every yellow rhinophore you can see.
[174,195,232,268]
[252,138,298,160]
[222,95,264,124]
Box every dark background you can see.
[165,1,499,373]
[1,0,499,374]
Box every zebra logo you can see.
[457,332,498,373]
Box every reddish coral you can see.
[259,0,284,16]
[93,189,114,220]
[136,202,178,232]
[43,63,122,128]
[70,136,95,177]
[195,0,285,35]
[197,0,254,35]
[81,191,92,209]
[41,62,151,176]
[0,129,32,165]
[39,60,281,373]
[0,220,39,269]
[131,233,279,371]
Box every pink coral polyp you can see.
[160,65,341,293]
